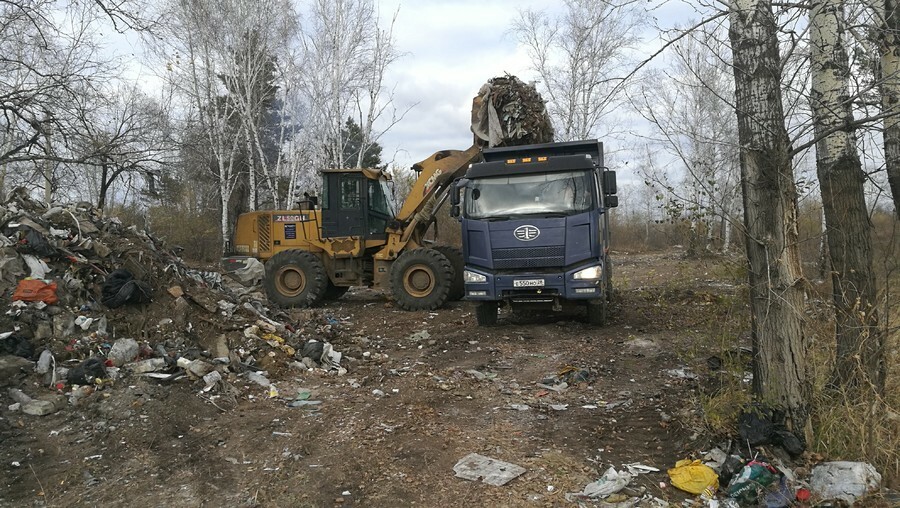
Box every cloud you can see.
[377,0,547,167]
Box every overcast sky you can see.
[373,0,695,177]
[374,0,554,168]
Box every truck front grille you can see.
[492,246,564,269]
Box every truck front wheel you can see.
[390,248,453,311]
[585,299,608,326]
[264,250,328,308]
[475,301,499,326]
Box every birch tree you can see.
[878,1,900,215]
[729,0,810,429]
[810,0,885,393]
[161,0,244,252]
[297,0,403,173]
[513,0,642,140]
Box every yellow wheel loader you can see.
[224,146,480,310]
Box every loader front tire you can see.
[390,248,453,311]
[264,250,328,308]
[433,245,465,301]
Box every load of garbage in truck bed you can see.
[0,188,346,414]
[472,74,555,147]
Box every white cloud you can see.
[376,0,554,168]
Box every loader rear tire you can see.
[264,250,327,308]
[433,245,464,301]
[390,248,453,311]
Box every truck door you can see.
[322,174,366,238]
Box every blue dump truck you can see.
[450,139,618,326]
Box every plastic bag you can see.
[12,279,58,304]
[668,459,719,495]
[101,269,152,308]
[727,461,780,504]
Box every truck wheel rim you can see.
[403,265,435,297]
[276,267,306,296]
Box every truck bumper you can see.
[463,265,603,303]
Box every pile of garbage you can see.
[0,189,346,415]
[471,74,555,148]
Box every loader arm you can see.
[373,145,481,267]
[395,145,481,226]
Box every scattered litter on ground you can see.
[668,459,719,495]
[809,461,882,504]
[565,466,633,502]
[453,453,526,486]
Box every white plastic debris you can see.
[810,461,881,504]
[74,316,93,331]
[247,371,270,387]
[453,453,526,486]
[565,467,633,501]
[21,254,50,279]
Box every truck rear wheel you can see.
[586,299,608,326]
[475,301,499,326]
[390,248,453,311]
[264,250,328,308]
[433,245,464,301]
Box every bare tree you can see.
[729,0,810,430]
[71,85,173,211]
[294,0,406,175]
[0,0,159,202]
[810,0,885,393]
[635,30,741,254]
[513,0,642,140]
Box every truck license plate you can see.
[513,279,544,288]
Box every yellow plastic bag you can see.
[667,459,719,495]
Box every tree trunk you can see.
[242,125,257,211]
[882,1,900,216]
[811,0,885,393]
[723,216,732,253]
[817,206,829,280]
[98,163,110,212]
[729,0,809,430]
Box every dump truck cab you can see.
[451,139,617,326]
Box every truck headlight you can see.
[573,265,602,280]
[464,270,487,283]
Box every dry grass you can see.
[689,244,900,489]
[806,295,900,489]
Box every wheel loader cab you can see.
[320,168,394,240]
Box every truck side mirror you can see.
[605,195,619,208]
[603,171,617,196]
[449,178,468,219]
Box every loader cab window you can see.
[368,180,390,215]
[340,177,361,209]
[366,179,391,238]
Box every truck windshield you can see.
[465,170,594,219]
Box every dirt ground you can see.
[1,251,749,507]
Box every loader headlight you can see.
[464,270,487,283]
[573,265,602,280]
